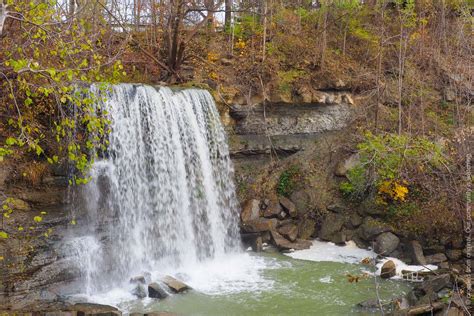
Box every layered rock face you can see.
[227,90,356,159]
[0,162,82,310]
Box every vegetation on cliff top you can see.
[0,0,472,243]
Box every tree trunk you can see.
[0,2,8,36]
[225,0,232,30]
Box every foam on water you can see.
[285,240,375,264]
[375,257,438,279]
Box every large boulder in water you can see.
[161,276,190,293]
[374,232,400,255]
[241,199,260,222]
[380,260,396,279]
[148,282,169,299]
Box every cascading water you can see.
[74,84,243,295]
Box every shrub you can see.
[277,165,301,197]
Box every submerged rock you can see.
[148,282,169,299]
[161,276,190,293]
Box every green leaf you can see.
[5,137,16,146]
[33,216,42,223]
[0,231,8,239]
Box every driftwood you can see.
[406,302,444,315]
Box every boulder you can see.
[161,276,190,293]
[425,253,448,264]
[148,282,169,299]
[319,212,345,241]
[297,218,316,239]
[270,230,312,251]
[289,190,311,217]
[279,197,298,218]
[408,240,427,265]
[335,153,359,177]
[241,199,260,222]
[263,200,283,218]
[326,204,345,213]
[374,232,400,255]
[8,198,31,211]
[445,249,462,261]
[358,217,391,241]
[130,275,146,284]
[349,213,362,227]
[380,260,396,279]
[132,283,147,299]
[419,274,451,293]
[241,218,278,233]
[278,224,298,242]
[330,231,346,245]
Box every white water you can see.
[72,84,252,296]
[285,240,375,264]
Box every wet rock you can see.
[279,197,297,218]
[241,218,278,233]
[148,282,169,299]
[290,190,311,217]
[380,260,396,279]
[374,232,400,255]
[358,217,391,241]
[67,303,121,315]
[241,199,260,222]
[335,153,359,177]
[408,240,427,265]
[132,283,147,299]
[161,276,190,293]
[263,200,283,218]
[445,249,462,261]
[278,224,298,242]
[130,275,146,284]
[425,253,447,264]
[330,231,346,245]
[253,236,263,252]
[319,212,344,241]
[270,230,312,251]
[297,218,316,239]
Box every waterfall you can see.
[75,84,241,294]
